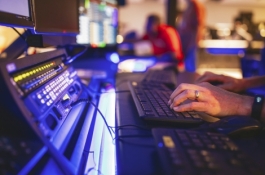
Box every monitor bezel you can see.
[0,0,34,28]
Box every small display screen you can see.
[0,0,33,28]
[0,0,30,17]
[77,0,118,47]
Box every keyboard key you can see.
[182,112,191,118]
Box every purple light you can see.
[158,142,163,148]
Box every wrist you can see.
[236,95,254,116]
[240,79,248,91]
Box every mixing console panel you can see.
[0,49,86,174]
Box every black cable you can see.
[70,99,114,140]
[85,151,103,175]
[11,27,28,57]
[12,27,26,41]
[110,125,150,132]
[63,45,88,64]
[70,98,152,141]
[115,134,152,140]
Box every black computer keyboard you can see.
[143,69,177,89]
[128,81,202,124]
[152,128,263,175]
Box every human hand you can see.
[168,82,253,117]
[196,71,245,93]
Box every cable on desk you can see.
[70,99,150,140]
[62,45,88,65]
[10,27,29,57]
[70,99,114,140]
[110,125,150,132]
[85,151,103,175]
[12,27,26,41]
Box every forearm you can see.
[242,76,265,90]
[236,95,254,116]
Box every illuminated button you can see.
[41,99,45,104]
[49,100,53,104]
[46,102,51,106]
[46,95,50,99]
[162,136,175,148]
[43,90,47,95]
[37,94,42,99]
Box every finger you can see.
[172,101,208,113]
[170,89,206,108]
[197,74,225,84]
[170,89,195,108]
[195,71,214,82]
[169,83,204,102]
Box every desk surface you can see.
[115,70,265,175]
[115,71,208,175]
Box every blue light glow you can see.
[207,48,245,55]
[158,142,163,148]
[109,53,120,63]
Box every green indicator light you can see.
[98,42,106,48]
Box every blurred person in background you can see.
[231,17,253,41]
[177,0,206,72]
[124,14,184,69]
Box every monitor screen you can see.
[31,0,79,35]
[0,0,34,28]
[76,0,118,47]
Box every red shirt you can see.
[143,25,184,63]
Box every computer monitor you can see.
[77,0,118,47]
[31,0,79,35]
[0,0,34,28]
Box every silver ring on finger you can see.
[195,90,200,100]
